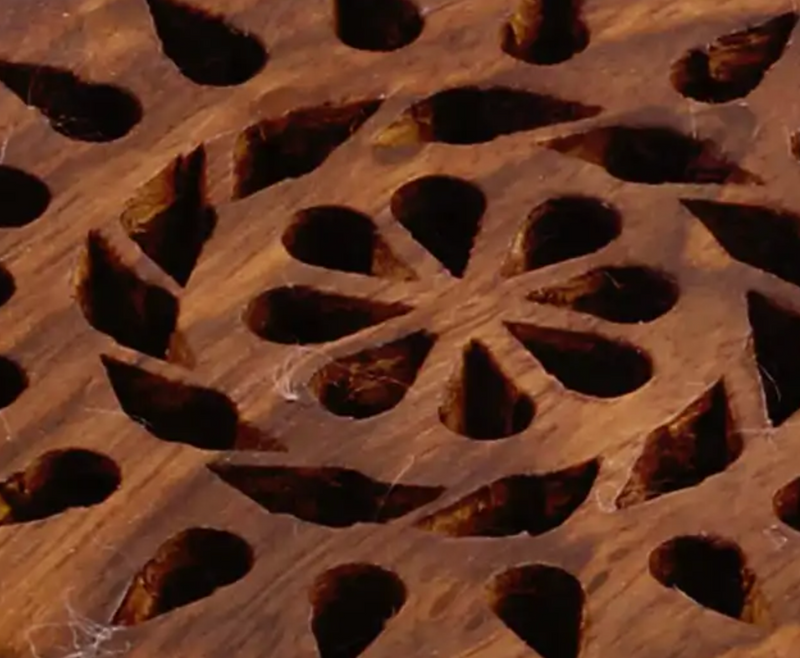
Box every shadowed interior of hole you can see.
[310,332,436,419]
[244,286,411,345]
[506,323,652,397]
[503,196,621,276]
[488,564,584,658]
[0,449,120,525]
[0,166,51,227]
[501,0,589,65]
[649,535,756,622]
[113,528,254,626]
[311,563,407,658]
[208,463,444,528]
[233,99,383,200]
[529,266,679,323]
[145,0,267,86]
[438,340,534,440]
[670,13,797,104]
[0,357,27,410]
[334,0,423,52]
[0,61,142,142]
[416,460,599,537]
[774,476,800,530]
[0,266,15,308]
[75,232,180,360]
[390,175,486,277]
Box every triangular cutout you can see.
[747,291,800,426]
[120,145,216,287]
[282,206,415,280]
[616,381,742,508]
[101,356,283,452]
[145,0,267,86]
[233,99,383,199]
[488,564,585,658]
[506,323,652,397]
[671,13,797,104]
[0,61,142,142]
[310,331,435,418]
[390,175,486,278]
[415,459,599,537]
[682,199,800,288]
[207,463,443,528]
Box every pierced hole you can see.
[529,265,679,323]
[121,145,216,287]
[439,340,534,440]
[0,357,27,409]
[773,476,800,531]
[541,125,759,185]
[102,356,282,452]
[501,0,589,65]
[334,0,422,52]
[616,381,741,508]
[0,266,14,308]
[747,291,800,427]
[671,13,797,104]
[791,130,800,161]
[0,61,141,142]
[374,86,600,147]
[145,0,267,86]
[311,564,406,658]
[0,167,50,227]
[310,331,435,418]
[244,286,411,345]
[208,463,443,528]
[502,196,621,277]
[488,565,585,658]
[682,199,800,289]
[0,449,120,525]
[507,323,651,397]
[649,535,767,624]
[390,175,486,278]
[233,99,383,200]
[74,231,180,361]
[416,459,599,537]
[282,206,415,280]
[112,527,253,626]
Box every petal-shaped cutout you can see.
[233,99,383,200]
[390,175,486,278]
[120,145,216,287]
[506,323,652,397]
[311,564,406,658]
[682,199,800,288]
[244,286,412,345]
[415,459,599,537]
[145,0,267,86]
[501,196,621,277]
[747,292,800,427]
[0,357,26,409]
[541,125,760,185]
[0,61,141,142]
[310,331,435,418]
[671,13,797,104]
[439,340,535,440]
[102,356,282,452]
[649,535,769,625]
[501,0,589,65]
[112,527,253,626]
[529,266,679,323]
[616,381,742,508]
[282,206,415,280]
[208,463,443,528]
[374,86,600,147]
[0,167,50,227]
[334,0,422,51]
[773,475,800,531]
[74,231,181,361]
[488,564,585,658]
[0,449,120,526]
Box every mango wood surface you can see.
[4,0,800,657]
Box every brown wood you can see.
[3,0,800,657]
